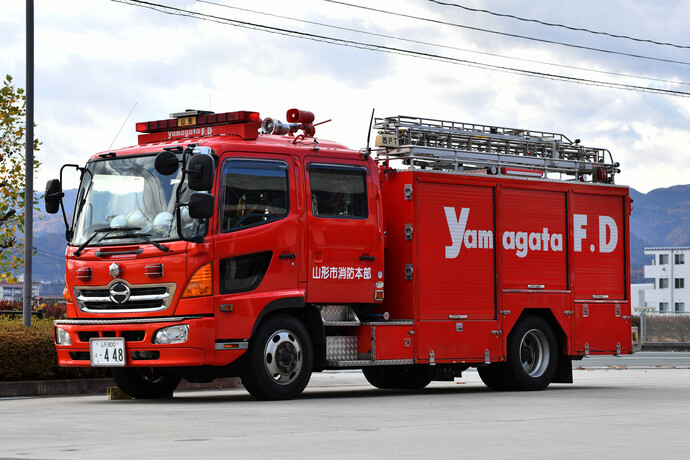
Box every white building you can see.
[0,281,40,301]
[643,247,689,313]
[631,283,654,313]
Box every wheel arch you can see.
[250,297,326,371]
[506,308,572,384]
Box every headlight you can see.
[55,327,72,346]
[154,325,189,344]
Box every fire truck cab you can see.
[46,108,632,400]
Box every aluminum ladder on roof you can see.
[373,115,620,183]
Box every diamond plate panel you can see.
[319,305,358,323]
[326,336,358,361]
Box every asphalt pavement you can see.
[2,352,690,459]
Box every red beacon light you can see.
[286,109,314,125]
[262,108,326,138]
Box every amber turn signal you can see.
[182,263,213,298]
[63,286,73,303]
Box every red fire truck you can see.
[45,108,632,400]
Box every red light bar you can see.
[136,118,177,133]
[136,111,261,133]
[197,111,261,126]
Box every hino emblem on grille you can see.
[109,262,121,278]
[109,282,131,304]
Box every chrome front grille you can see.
[75,281,176,313]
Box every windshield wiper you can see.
[72,226,142,257]
[103,232,171,253]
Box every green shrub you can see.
[0,299,66,320]
[41,301,67,320]
[0,316,108,381]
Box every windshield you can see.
[71,153,198,246]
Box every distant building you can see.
[631,283,654,313]
[0,281,40,301]
[643,247,689,313]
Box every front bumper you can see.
[54,316,235,368]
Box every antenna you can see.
[109,102,137,150]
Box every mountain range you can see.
[629,185,690,281]
[27,185,690,295]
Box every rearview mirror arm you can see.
[56,164,85,241]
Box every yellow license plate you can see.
[177,116,197,127]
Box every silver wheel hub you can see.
[264,329,303,385]
[519,329,550,378]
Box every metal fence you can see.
[640,312,690,345]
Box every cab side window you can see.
[309,165,368,218]
[220,159,289,232]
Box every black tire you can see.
[362,366,396,389]
[477,363,515,391]
[241,314,313,400]
[505,315,558,391]
[111,367,181,399]
[363,365,436,390]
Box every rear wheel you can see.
[241,314,313,400]
[505,316,558,391]
[111,367,181,399]
[363,365,436,390]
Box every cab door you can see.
[305,159,383,304]
[213,154,302,340]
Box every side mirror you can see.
[45,179,63,214]
[187,154,215,191]
[188,192,214,219]
[155,151,180,176]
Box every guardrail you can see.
[640,312,690,350]
[0,309,44,319]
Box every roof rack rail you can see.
[373,115,620,183]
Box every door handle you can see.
[279,253,296,260]
[359,255,375,261]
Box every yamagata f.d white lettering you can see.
[573,214,618,253]
[444,207,493,258]
[444,207,618,259]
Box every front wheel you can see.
[240,314,313,400]
[110,367,181,399]
[477,363,515,391]
[505,316,558,391]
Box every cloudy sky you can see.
[2,0,690,192]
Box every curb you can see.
[640,343,690,352]
[0,377,241,398]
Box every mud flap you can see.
[553,355,573,383]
